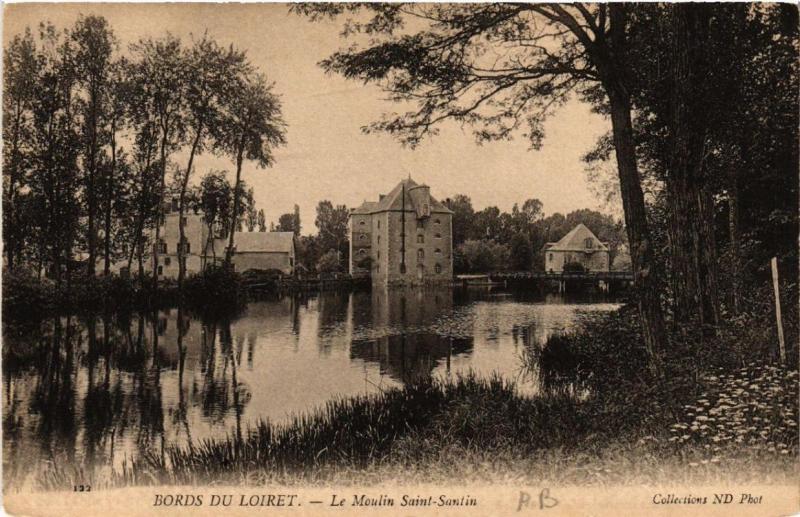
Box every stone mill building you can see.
[349,178,454,286]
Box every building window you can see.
[400,263,406,274]
[171,198,179,212]
[417,234,424,244]
[377,251,380,259]
[165,257,171,266]
[177,240,190,254]
[435,233,442,239]
[435,248,442,255]
[377,220,380,229]
[434,218,440,225]
[417,220,424,229]
[584,238,593,249]
[157,265,163,276]
[417,249,424,261]
[359,220,365,226]
[360,234,366,240]
[358,249,366,256]
[181,216,187,226]
[549,253,554,261]
[377,236,380,244]
[435,263,442,274]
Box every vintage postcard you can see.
[2,2,798,516]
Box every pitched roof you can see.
[547,223,608,252]
[351,201,378,215]
[351,178,453,216]
[232,232,294,253]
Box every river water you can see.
[2,287,619,488]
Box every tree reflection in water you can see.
[2,288,618,488]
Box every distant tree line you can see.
[3,15,286,291]
[443,195,626,274]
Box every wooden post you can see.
[771,257,786,364]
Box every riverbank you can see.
[29,312,797,492]
[2,267,369,321]
[31,366,797,491]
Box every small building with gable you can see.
[226,231,295,274]
[544,223,610,273]
[349,178,454,286]
[112,198,295,278]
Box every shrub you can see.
[317,250,341,273]
[532,306,676,433]
[2,268,54,320]
[458,239,511,273]
[182,266,245,317]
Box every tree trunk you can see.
[603,5,667,376]
[152,128,169,292]
[6,100,24,271]
[86,84,100,280]
[696,183,720,330]
[128,147,155,274]
[728,165,741,315]
[103,119,117,276]
[225,145,246,268]
[607,90,667,376]
[202,222,216,271]
[137,239,145,288]
[667,4,720,336]
[178,127,203,288]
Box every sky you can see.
[4,3,617,235]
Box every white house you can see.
[544,223,610,273]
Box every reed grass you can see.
[31,367,797,491]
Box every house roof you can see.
[546,223,609,252]
[351,178,454,216]
[232,231,294,253]
[350,201,378,215]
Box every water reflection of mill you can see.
[349,287,473,383]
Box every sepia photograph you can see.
[2,2,798,516]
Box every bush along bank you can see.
[3,267,370,322]
[531,304,798,473]
[2,267,244,321]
